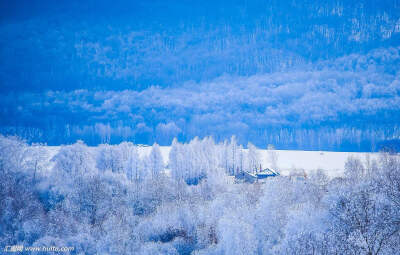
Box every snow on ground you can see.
[137,146,380,178]
[260,150,379,178]
[46,145,379,178]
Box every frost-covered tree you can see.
[52,140,95,176]
[215,216,257,255]
[344,156,366,181]
[0,136,46,247]
[328,186,400,255]
[227,136,239,175]
[247,142,260,173]
[26,143,49,183]
[147,143,164,180]
[169,138,183,180]
[237,144,246,175]
[96,144,124,173]
[379,153,400,208]
[267,144,278,170]
[170,137,220,185]
[124,145,141,181]
[0,135,29,174]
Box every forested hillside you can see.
[1,0,400,150]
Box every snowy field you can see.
[259,150,379,177]
[47,146,379,178]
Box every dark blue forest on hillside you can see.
[1,0,400,151]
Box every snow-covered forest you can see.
[1,0,400,151]
[1,134,399,254]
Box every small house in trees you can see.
[239,168,280,183]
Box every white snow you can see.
[45,146,380,178]
[259,150,379,178]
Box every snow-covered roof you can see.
[258,168,279,176]
[241,168,280,183]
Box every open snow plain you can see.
[47,146,379,178]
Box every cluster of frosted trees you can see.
[95,142,163,181]
[169,137,262,185]
[70,136,261,187]
[1,134,399,254]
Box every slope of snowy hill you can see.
[47,146,379,178]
